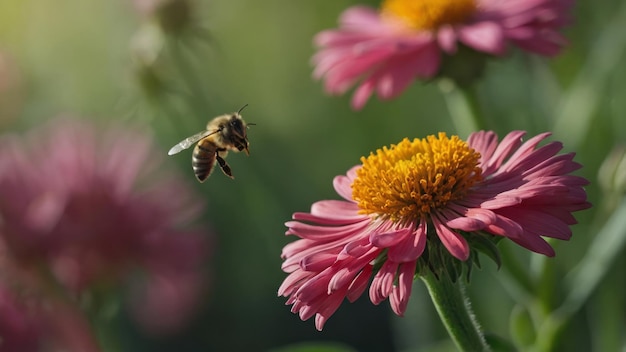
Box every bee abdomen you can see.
[192,143,216,183]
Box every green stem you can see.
[421,271,490,352]
[438,79,486,137]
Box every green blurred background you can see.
[1,0,625,351]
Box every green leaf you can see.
[509,304,536,349]
[470,232,502,269]
[484,333,518,352]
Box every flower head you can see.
[279,131,590,330]
[0,117,210,334]
[313,0,573,109]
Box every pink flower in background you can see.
[0,117,210,335]
[0,290,103,352]
[0,283,43,352]
[279,131,590,330]
[0,238,100,352]
[313,0,573,109]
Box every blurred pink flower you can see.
[0,239,100,352]
[0,284,43,352]
[313,0,573,109]
[0,289,102,352]
[279,131,590,330]
[0,117,210,335]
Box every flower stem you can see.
[421,271,490,352]
[438,79,486,137]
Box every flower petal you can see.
[386,219,427,262]
[369,226,412,248]
[346,264,373,302]
[432,214,470,261]
[458,21,506,55]
[389,262,415,316]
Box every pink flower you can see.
[0,117,210,334]
[279,131,590,330]
[313,0,573,109]
[0,239,100,352]
[0,283,44,352]
[0,284,103,352]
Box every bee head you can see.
[223,114,249,154]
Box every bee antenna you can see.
[246,123,256,128]
[237,104,249,115]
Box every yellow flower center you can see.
[352,133,482,222]
[380,0,477,30]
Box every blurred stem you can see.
[169,39,211,117]
[535,197,626,351]
[438,79,486,137]
[499,242,535,297]
[552,2,626,147]
[421,271,490,352]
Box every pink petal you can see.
[346,264,373,302]
[300,252,338,272]
[477,130,526,175]
[467,130,499,164]
[24,192,67,233]
[458,21,506,55]
[369,260,397,305]
[485,214,524,239]
[446,215,486,232]
[285,220,366,240]
[369,226,412,248]
[339,6,387,31]
[352,79,376,110]
[376,43,440,98]
[389,262,415,316]
[329,251,377,293]
[509,233,555,257]
[333,170,358,201]
[432,214,470,261]
[278,270,312,297]
[310,200,362,221]
[480,195,522,209]
[437,25,458,53]
[338,239,375,260]
[496,207,572,240]
[386,219,427,262]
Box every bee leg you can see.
[216,154,234,179]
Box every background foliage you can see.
[0,0,624,351]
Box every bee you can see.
[168,105,253,182]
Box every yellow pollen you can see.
[381,0,477,31]
[352,133,482,222]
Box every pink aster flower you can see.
[279,131,590,330]
[313,0,573,109]
[0,117,209,334]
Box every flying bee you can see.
[168,105,254,182]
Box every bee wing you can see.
[168,129,220,155]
